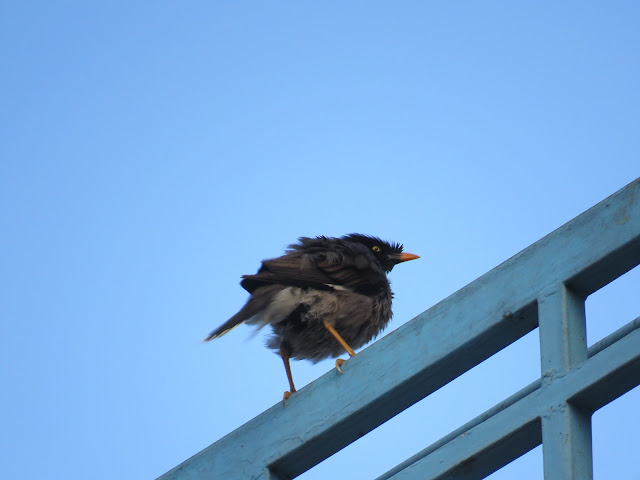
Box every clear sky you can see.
[1,2,639,479]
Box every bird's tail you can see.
[202,310,250,342]
[202,286,282,342]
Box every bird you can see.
[204,234,419,404]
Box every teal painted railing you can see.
[159,178,640,480]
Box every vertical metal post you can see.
[538,284,592,479]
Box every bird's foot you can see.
[282,389,296,406]
[336,358,346,373]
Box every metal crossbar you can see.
[159,178,640,480]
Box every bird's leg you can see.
[323,320,356,373]
[280,343,296,406]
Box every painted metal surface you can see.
[158,178,640,480]
[375,317,640,480]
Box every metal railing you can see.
[159,178,640,480]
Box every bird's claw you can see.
[282,390,293,406]
[336,358,346,373]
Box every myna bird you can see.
[204,234,419,404]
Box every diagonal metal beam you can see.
[158,178,640,480]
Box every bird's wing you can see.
[240,253,334,292]
[240,250,381,294]
[241,248,386,293]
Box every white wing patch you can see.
[325,284,353,292]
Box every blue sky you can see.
[1,2,639,479]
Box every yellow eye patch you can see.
[372,246,381,252]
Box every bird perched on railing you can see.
[204,234,419,404]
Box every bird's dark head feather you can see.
[341,234,413,272]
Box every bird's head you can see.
[342,234,420,272]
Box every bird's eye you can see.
[372,246,381,252]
